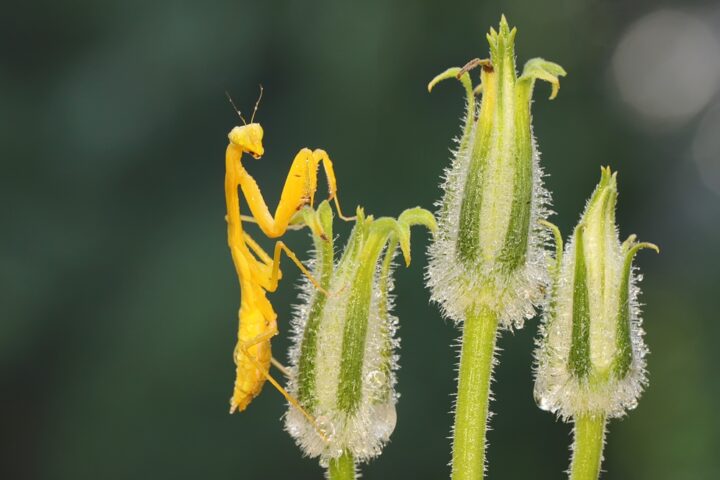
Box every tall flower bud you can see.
[534,168,658,420]
[427,16,566,328]
[285,202,436,466]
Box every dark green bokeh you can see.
[2,1,718,478]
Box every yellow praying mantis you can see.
[223,88,352,426]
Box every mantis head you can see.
[228,124,265,159]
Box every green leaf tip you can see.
[428,67,463,92]
[397,207,438,267]
[623,234,660,257]
[519,58,568,100]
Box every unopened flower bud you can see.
[534,168,658,419]
[426,15,566,328]
[285,202,436,464]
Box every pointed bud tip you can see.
[499,14,511,32]
[600,165,617,182]
[595,167,618,198]
[487,15,516,44]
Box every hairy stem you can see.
[327,451,355,480]
[570,414,606,480]
[451,306,499,480]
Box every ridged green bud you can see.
[534,168,658,419]
[426,16,566,328]
[285,202,436,464]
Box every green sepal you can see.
[335,209,436,414]
[540,219,564,278]
[613,236,659,378]
[296,201,335,408]
[569,225,591,379]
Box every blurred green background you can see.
[3,0,719,478]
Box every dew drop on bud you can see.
[366,369,387,390]
[371,402,397,440]
[315,414,336,442]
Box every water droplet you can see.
[366,369,387,390]
[371,402,397,440]
[315,415,336,442]
[536,394,552,412]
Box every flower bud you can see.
[533,168,658,419]
[285,202,436,464]
[426,16,566,328]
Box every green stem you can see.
[327,451,356,480]
[570,414,606,480]
[451,307,499,480]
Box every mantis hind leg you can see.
[236,333,327,442]
[269,240,328,294]
[242,231,328,296]
[271,357,291,377]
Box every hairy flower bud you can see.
[426,16,566,328]
[533,168,658,419]
[285,202,436,464]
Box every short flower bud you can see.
[426,16,566,328]
[533,168,658,419]
[285,202,436,464]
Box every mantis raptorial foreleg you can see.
[238,148,320,238]
[235,147,354,240]
[311,149,355,221]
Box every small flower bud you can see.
[533,168,658,419]
[426,16,566,328]
[285,202,436,464]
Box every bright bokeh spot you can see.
[692,104,720,195]
[612,10,720,127]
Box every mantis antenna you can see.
[250,84,264,123]
[225,91,248,125]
